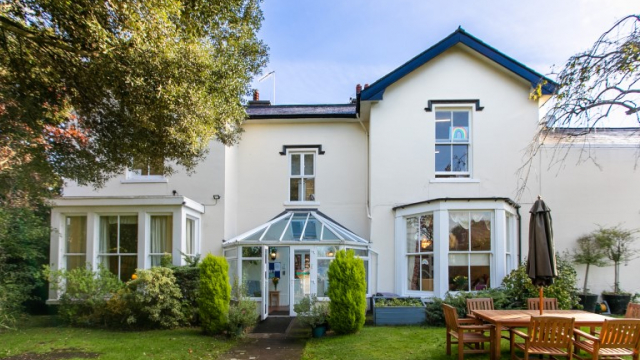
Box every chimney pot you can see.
[356,84,362,94]
[364,83,369,89]
[253,89,259,101]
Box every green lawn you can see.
[302,326,512,360]
[0,317,236,360]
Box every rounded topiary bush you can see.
[198,254,231,334]
[327,249,366,334]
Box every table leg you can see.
[493,324,502,360]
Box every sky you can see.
[249,0,638,107]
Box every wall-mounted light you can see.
[270,247,277,260]
[326,250,335,257]
[420,235,432,250]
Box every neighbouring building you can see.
[49,28,640,319]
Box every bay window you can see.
[406,214,434,292]
[448,211,491,291]
[149,215,173,266]
[99,215,138,282]
[65,216,87,270]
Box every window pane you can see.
[470,212,491,251]
[228,258,238,289]
[407,255,420,290]
[449,212,469,251]
[303,218,320,240]
[100,216,118,254]
[119,216,138,253]
[291,154,301,175]
[186,218,195,254]
[470,254,490,290]
[317,259,330,297]
[304,178,315,201]
[452,111,469,128]
[451,145,468,172]
[435,145,451,172]
[421,254,434,291]
[120,256,137,282]
[363,259,369,294]
[304,154,314,175]
[290,178,301,201]
[100,255,119,278]
[435,112,451,142]
[448,254,469,291]
[262,217,288,241]
[66,216,87,253]
[242,260,262,297]
[150,215,172,254]
[406,217,419,253]
[66,255,85,271]
[419,214,434,252]
[242,246,262,258]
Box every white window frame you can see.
[405,213,435,293]
[124,158,167,183]
[288,150,317,202]
[98,214,139,281]
[434,108,472,178]
[447,211,493,292]
[148,214,173,266]
[185,216,199,257]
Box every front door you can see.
[291,247,316,315]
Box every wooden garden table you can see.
[471,309,612,360]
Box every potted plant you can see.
[572,233,607,312]
[372,296,426,325]
[593,225,639,315]
[293,295,330,337]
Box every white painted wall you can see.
[366,44,542,294]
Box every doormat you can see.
[252,317,293,333]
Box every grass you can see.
[0,317,236,360]
[302,325,513,360]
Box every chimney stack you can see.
[356,84,362,95]
[253,89,259,101]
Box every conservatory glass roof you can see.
[224,210,369,245]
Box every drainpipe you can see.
[355,84,373,223]
[516,204,522,264]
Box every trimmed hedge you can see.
[198,254,231,334]
[327,249,366,334]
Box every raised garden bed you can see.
[372,296,426,325]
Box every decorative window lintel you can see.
[424,99,484,112]
[279,145,325,156]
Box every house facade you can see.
[49,28,640,319]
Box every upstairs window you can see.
[126,157,164,180]
[435,110,470,178]
[289,152,315,202]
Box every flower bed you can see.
[372,296,426,325]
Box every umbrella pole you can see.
[539,287,543,315]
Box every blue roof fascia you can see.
[360,28,557,101]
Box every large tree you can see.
[0,0,268,205]
[519,15,639,198]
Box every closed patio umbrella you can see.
[527,196,558,315]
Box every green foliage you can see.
[374,297,424,307]
[0,206,50,322]
[501,254,580,310]
[0,0,268,203]
[227,280,258,337]
[198,254,231,334]
[160,253,173,268]
[107,267,186,329]
[572,233,608,294]
[172,265,201,325]
[424,288,510,326]
[327,249,366,335]
[592,225,639,294]
[181,252,201,267]
[45,264,124,326]
[294,295,330,329]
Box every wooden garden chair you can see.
[442,303,495,360]
[625,303,640,319]
[573,318,640,360]
[510,316,575,360]
[527,297,558,310]
[466,298,510,340]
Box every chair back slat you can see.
[527,316,575,348]
[466,298,494,315]
[625,303,640,318]
[527,298,558,310]
[599,319,640,349]
[442,304,460,332]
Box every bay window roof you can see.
[224,210,369,245]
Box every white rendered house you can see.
[49,28,640,318]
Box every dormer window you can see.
[435,110,471,178]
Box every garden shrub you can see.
[198,254,231,334]
[227,280,258,337]
[107,267,186,329]
[45,264,124,326]
[327,249,366,334]
[501,253,580,310]
[173,265,200,325]
[424,288,509,326]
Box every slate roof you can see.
[361,27,558,101]
[246,104,357,119]
[543,128,640,146]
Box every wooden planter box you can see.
[373,297,426,325]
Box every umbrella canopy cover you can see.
[527,198,558,286]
